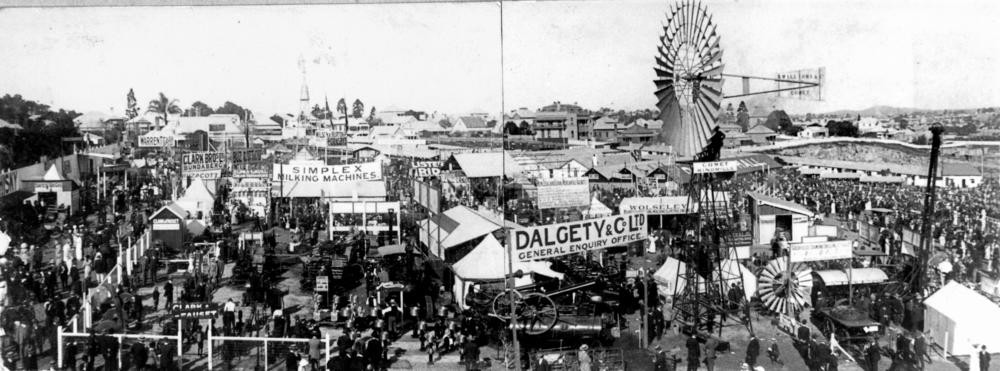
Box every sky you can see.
[0,0,998,116]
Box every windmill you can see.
[653,0,824,335]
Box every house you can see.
[591,116,621,141]
[532,112,577,142]
[174,114,246,143]
[797,125,828,139]
[857,117,889,138]
[451,116,492,133]
[504,108,537,134]
[746,125,777,145]
[617,125,657,144]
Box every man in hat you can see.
[746,334,760,368]
[578,344,592,371]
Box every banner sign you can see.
[619,196,693,215]
[272,162,382,183]
[33,181,68,193]
[233,163,271,178]
[789,240,853,262]
[182,151,227,171]
[511,214,648,261]
[536,178,590,209]
[152,219,180,230]
[413,180,441,214]
[315,276,329,292]
[693,161,738,174]
[410,161,443,178]
[186,170,222,180]
[231,149,264,164]
[776,67,825,101]
[138,135,172,147]
[169,302,220,319]
[0,171,19,197]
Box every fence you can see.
[209,333,335,371]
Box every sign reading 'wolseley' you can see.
[272,162,383,183]
[536,178,590,209]
[618,196,693,215]
[512,214,647,261]
[789,240,853,262]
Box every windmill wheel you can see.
[490,289,525,320]
[654,0,724,158]
[756,259,813,314]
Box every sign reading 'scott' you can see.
[512,214,647,261]
[273,162,383,183]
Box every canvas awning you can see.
[654,258,756,301]
[813,268,888,286]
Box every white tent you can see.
[653,257,756,301]
[583,196,613,219]
[0,230,10,255]
[452,235,564,309]
[923,281,1000,355]
[176,178,215,221]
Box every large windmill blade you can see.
[653,1,723,158]
[756,259,813,313]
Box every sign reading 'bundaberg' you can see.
[511,214,647,262]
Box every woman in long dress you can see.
[970,342,981,371]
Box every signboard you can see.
[272,162,382,183]
[536,178,590,209]
[169,302,220,319]
[33,181,65,193]
[692,161,738,174]
[186,170,222,180]
[789,240,852,262]
[410,161,443,178]
[413,180,441,214]
[619,196,693,215]
[182,151,227,171]
[138,135,172,147]
[775,67,825,101]
[231,149,264,164]
[152,219,181,230]
[315,276,329,292]
[511,214,648,262]
[233,163,271,178]
[0,171,19,197]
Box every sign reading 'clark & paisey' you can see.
[511,214,647,262]
[272,162,383,183]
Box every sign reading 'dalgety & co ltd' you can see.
[272,162,383,183]
[512,214,647,262]
[692,161,738,174]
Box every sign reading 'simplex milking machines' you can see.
[511,214,647,261]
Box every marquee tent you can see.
[583,196,613,219]
[452,235,564,309]
[923,281,1000,355]
[176,178,215,221]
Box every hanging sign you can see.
[692,161,739,174]
[789,240,853,262]
[536,178,590,209]
[186,170,222,180]
[231,149,264,164]
[619,196,694,215]
[410,161,443,178]
[182,151,227,171]
[315,276,329,292]
[138,135,172,148]
[511,214,648,261]
[272,162,383,183]
[169,302,220,319]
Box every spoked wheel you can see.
[490,289,524,320]
[517,292,558,336]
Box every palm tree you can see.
[147,92,182,130]
[336,98,347,117]
[352,99,364,118]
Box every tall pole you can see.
[915,124,944,298]
[506,236,522,371]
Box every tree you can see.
[270,114,285,127]
[438,119,452,128]
[188,101,214,117]
[336,98,347,117]
[352,99,365,118]
[503,122,520,135]
[763,110,793,133]
[310,104,326,119]
[826,120,859,137]
[147,92,182,129]
[519,122,533,135]
[215,101,248,119]
[126,89,139,120]
[369,107,377,121]
[736,101,750,132]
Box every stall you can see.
[451,234,565,310]
[22,165,80,213]
[923,281,1000,356]
[150,202,189,252]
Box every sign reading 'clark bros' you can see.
[512,214,647,262]
[272,162,383,183]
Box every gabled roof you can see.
[456,116,488,129]
[42,165,65,181]
[150,202,188,220]
[747,191,814,217]
[746,125,776,135]
[446,152,520,178]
